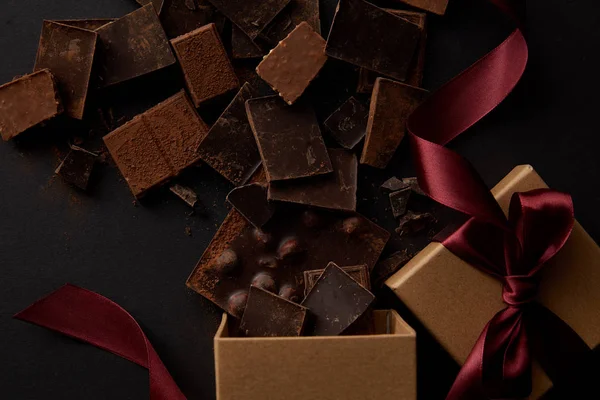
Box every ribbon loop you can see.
[502,275,538,307]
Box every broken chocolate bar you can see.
[260,0,321,46]
[402,177,426,196]
[389,188,411,218]
[103,91,208,197]
[232,26,267,59]
[361,78,428,168]
[397,0,448,15]
[240,286,308,337]
[170,184,199,208]
[372,250,411,288]
[323,97,368,150]
[304,264,370,297]
[0,70,62,141]
[186,207,389,316]
[396,211,435,236]
[34,21,97,119]
[268,148,357,212]
[302,262,375,336]
[207,0,291,39]
[196,83,261,186]
[171,23,239,107]
[226,183,275,228]
[55,147,97,190]
[257,22,326,105]
[326,0,421,82]
[161,0,224,38]
[381,177,409,193]
[96,4,176,87]
[246,96,332,182]
[54,19,115,31]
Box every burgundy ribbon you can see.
[15,284,186,400]
[408,0,592,398]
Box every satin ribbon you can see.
[407,0,592,398]
[15,284,186,400]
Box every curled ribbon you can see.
[14,284,186,400]
[408,0,592,398]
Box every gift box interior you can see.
[214,309,416,400]
[386,165,600,398]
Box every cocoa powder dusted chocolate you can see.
[171,23,239,107]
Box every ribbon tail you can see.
[14,284,186,400]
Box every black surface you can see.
[1,0,600,399]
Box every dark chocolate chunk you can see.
[0,70,62,141]
[260,0,320,45]
[402,177,426,196]
[361,78,428,168]
[381,177,409,193]
[196,83,261,186]
[389,188,411,218]
[397,0,448,15]
[256,22,326,105]
[161,0,225,38]
[186,207,389,316]
[103,91,209,197]
[326,0,421,82]
[371,250,411,288]
[234,61,276,98]
[304,264,370,297]
[268,148,357,212]
[54,19,115,31]
[246,96,332,182]
[55,147,97,190]
[135,0,165,13]
[171,23,239,107]
[232,25,267,59]
[240,286,308,337]
[357,10,427,92]
[396,211,435,236]
[323,97,368,150]
[302,262,375,336]
[34,21,97,120]
[96,5,176,87]
[169,184,199,208]
[207,0,291,39]
[226,183,275,228]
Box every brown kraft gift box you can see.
[214,310,416,400]
[386,165,600,398]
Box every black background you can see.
[1,0,599,399]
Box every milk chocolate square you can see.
[326,0,421,82]
[0,70,62,141]
[171,23,239,107]
[207,0,291,39]
[361,78,428,168]
[246,96,332,182]
[257,22,326,105]
[323,97,368,150]
[96,4,176,87]
[34,21,97,119]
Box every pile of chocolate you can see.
[0,0,451,336]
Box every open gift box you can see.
[214,309,416,400]
[386,165,600,398]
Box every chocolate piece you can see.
[389,188,411,218]
[169,184,199,207]
[226,183,275,228]
[268,148,357,212]
[260,0,321,45]
[136,0,165,13]
[402,177,426,196]
[361,78,428,168]
[103,91,208,197]
[396,211,435,236]
[234,61,276,98]
[96,5,176,87]
[34,21,97,119]
[323,97,368,150]
[302,262,375,336]
[381,177,409,193]
[304,264,370,297]
[396,0,448,15]
[186,207,389,316]
[171,23,239,107]
[246,96,332,182]
[55,19,115,31]
[0,70,62,141]
[256,22,326,105]
[55,147,97,190]
[326,0,421,82]
[357,10,427,92]
[232,26,267,59]
[240,286,308,337]
[372,250,411,288]
[207,0,291,39]
[161,0,224,38]
[196,84,261,186]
